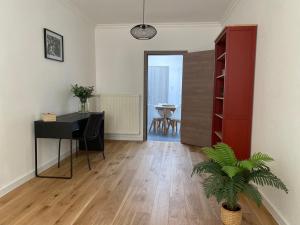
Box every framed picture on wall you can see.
[44,28,64,62]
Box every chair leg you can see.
[157,120,163,133]
[167,119,172,134]
[102,151,106,160]
[58,139,61,168]
[154,120,157,133]
[149,120,154,133]
[172,121,176,135]
[84,138,91,170]
[75,140,78,158]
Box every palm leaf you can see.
[237,160,255,170]
[192,161,223,177]
[250,152,274,168]
[202,147,224,166]
[222,166,243,178]
[236,153,273,171]
[203,143,237,166]
[214,143,237,165]
[202,174,227,203]
[251,152,274,162]
[243,183,262,207]
[249,169,288,193]
[221,175,245,210]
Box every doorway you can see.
[144,51,186,142]
[144,50,215,146]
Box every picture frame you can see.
[44,28,64,62]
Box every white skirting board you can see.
[0,151,70,198]
[261,191,290,225]
[97,94,141,136]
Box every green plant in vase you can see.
[71,84,94,113]
[192,143,288,225]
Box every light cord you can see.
[143,0,145,24]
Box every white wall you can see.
[0,0,95,196]
[224,1,300,225]
[95,23,221,140]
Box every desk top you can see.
[35,112,103,123]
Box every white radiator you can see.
[97,95,140,135]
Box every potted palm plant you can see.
[192,143,288,225]
[71,84,94,113]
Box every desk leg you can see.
[35,137,38,177]
[35,138,72,179]
[70,139,73,178]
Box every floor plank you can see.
[0,141,278,225]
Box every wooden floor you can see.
[0,141,278,225]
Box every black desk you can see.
[34,112,104,179]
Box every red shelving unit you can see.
[211,26,257,160]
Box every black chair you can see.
[58,113,105,170]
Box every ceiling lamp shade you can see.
[131,24,157,40]
[131,0,157,40]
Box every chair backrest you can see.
[83,113,103,139]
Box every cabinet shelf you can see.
[217,74,225,79]
[216,97,224,100]
[214,131,223,140]
[215,114,224,119]
[217,52,226,61]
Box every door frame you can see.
[143,50,187,141]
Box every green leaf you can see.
[202,174,227,204]
[192,161,223,177]
[221,175,245,210]
[249,169,288,193]
[222,166,243,178]
[214,143,237,165]
[202,147,222,163]
[251,152,274,162]
[249,152,274,168]
[71,84,94,100]
[243,184,262,207]
[202,143,237,167]
[237,160,255,170]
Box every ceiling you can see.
[70,0,234,24]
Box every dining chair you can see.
[167,117,181,135]
[149,110,164,133]
[58,113,105,171]
[149,117,164,133]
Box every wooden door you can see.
[181,51,215,147]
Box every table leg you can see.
[70,139,73,178]
[35,137,38,177]
[35,138,72,179]
[164,117,167,135]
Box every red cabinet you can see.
[211,26,257,159]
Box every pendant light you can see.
[130,0,157,40]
